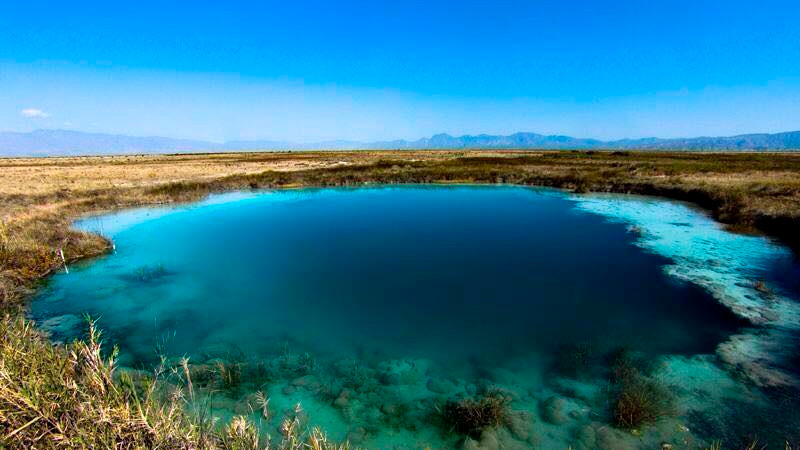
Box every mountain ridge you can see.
[1,129,799,156]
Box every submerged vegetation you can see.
[439,390,512,438]
[607,348,676,429]
[611,374,676,429]
[2,150,800,447]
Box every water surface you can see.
[31,186,800,448]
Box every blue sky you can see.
[1,0,799,142]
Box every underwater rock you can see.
[121,264,171,283]
[363,407,385,428]
[334,389,351,408]
[595,425,636,450]
[568,410,584,420]
[290,374,318,388]
[403,405,430,431]
[462,427,530,450]
[427,377,458,394]
[647,419,699,449]
[460,437,481,450]
[540,396,568,425]
[381,372,401,385]
[377,359,426,385]
[494,427,531,450]
[550,377,599,405]
[459,430,514,450]
[40,314,82,340]
[507,411,534,441]
[364,391,380,404]
[380,402,397,415]
[475,429,500,449]
[574,424,597,449]
[346,426,368,444]
[717,329,800,387]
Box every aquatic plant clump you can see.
[125,263,170,283]
[611,376,676,429]
[607,351,676,429]
[439,390,512,438]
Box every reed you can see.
[0,315,352,449]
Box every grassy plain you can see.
[2,149,800,448]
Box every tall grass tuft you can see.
[0,315,352,449]
[0,315,203,447]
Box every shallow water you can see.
[31,186,800,448]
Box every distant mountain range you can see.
[2,129,800,156]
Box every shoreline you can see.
[3,150,800,310]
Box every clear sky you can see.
[1,0,799,142]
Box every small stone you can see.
[477,429,499,450]
[661,443,673,450]
[576,424,596,448]
[290,375,316,387]
[364,408,384,427]
[347,426,367,444]
[427,377,457,394]
[334,389,351,408]
[540,396,568,425]
[381,372,401,385]
[596,426,632,450]
[494,427,528,450]
[508,412,533,440]
[460,437,480,450]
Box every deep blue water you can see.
[29,186,800,448]
[32,187,744,365]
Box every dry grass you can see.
[0,315,353,448]
[0,316,208,448]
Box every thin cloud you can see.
[21,108,50,118]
